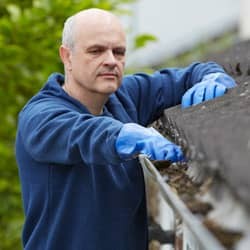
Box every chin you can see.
[103,83,120,93]
[104,87,118,94]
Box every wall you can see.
[239,0,250,40]
[123,0,240,68]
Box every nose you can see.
[103,50,117,67]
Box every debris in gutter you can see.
[152,157,244,248]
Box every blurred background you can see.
[0,0,249,249]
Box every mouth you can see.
[98,72,118,78]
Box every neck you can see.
[62,83,107,116]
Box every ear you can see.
[59,45,72,71]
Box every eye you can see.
[89,48,103,55]
[88,46,105,55]
[113,49,126,57]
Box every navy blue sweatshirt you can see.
[15,62,224,250]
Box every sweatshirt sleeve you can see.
[17,101,124,165]
[119,61,225,126]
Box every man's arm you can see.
[17,102,183,165]
[17,102,123,165]
[119,61,234,126]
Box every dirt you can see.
[153,158,243,248]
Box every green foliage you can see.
[0,0,135,249]
[134,33,157,49]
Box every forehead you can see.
[74,14,126,47]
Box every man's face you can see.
[66,18,126,96]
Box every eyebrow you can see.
[86,44,126,50]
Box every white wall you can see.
[123,0,240,68]
[239,0,250,40]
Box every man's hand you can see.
[115,123,184,162]
[181,72,236,108]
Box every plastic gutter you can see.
[139,154,226,250]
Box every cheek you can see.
[75,59,96,75]
[118,61,125,72]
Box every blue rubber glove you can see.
[115,123,184,162]
[181,72,236,108]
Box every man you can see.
[15,8,236,250]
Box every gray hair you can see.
[62,14,76,50]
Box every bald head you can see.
[62,8,126,50]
